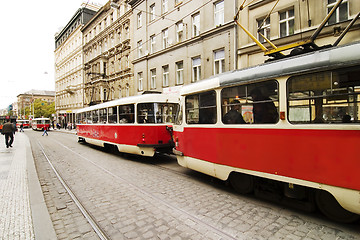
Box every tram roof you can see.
[77,93,180,113]
[180,41,360,95]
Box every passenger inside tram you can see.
[223,100,246,124]
[250,88,278,124]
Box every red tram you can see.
[16,119,30,128]
[172,42,360,222]
[76,93,179,157]
[31,118,51,131]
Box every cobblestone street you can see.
[26,130,360,239]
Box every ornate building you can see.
[17,90,55,119]
[128,0,237,94]
[54,3,100,127]
[82,0,133,106]
[53,0,359,113]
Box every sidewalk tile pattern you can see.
[0,134,34,239]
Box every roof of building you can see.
[17,89,55,97]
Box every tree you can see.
[33,99,56,120]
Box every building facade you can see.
[17,90,55,119]
[128,0,237,95]
[54,3,99,127]
[82,0,134,107]
[236,0,360,67]
[53,0,360,112]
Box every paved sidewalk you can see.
[0,132,56,240]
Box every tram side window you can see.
[288,66,360,124]
[76,113,83,124]
[85,111,92,124]
[92,110,99,124]
[119,104,135,123]
[108,106,118,124]
[221,80,279,124]
[99,108,107,123]
[138,103,155,123]
[186,91,217,124]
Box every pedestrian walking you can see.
[1,120,16,148]
[42,125,48,136]
[20,123,24,132]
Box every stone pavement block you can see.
[0,133,56,240]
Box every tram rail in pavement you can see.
[0,131,56,240]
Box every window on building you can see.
[137,40,143,58]
[150,4,156,21]
[150,35,156,53]
[192,13,200,37]
[162,0,168,13]
[176,61,184,85]
[214,1,224,26]
[279,8,294,37]
[103,62,107,76]
[214,49,225,75]
[117,30,121,44]
[137,12,142,28]
[186,91,217,124]
[257,17,270,43]
[138,72,143,91]
[162,28,168,48]
[125,84,130,97]
[103,88,107,101]
[162,65,169,87]
[327,0,348,25]
[150,69,157,89]
[192,57,201,82]
[118,86,122,98]
[176,21,184,42]
[125,55,129,68]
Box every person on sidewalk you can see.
[1,120,16,148]
[20,123,24,132]
[42,125,49,136]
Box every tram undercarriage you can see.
[228,172,360,223]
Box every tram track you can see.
[36,140,111,240]
[50,138,239,240]
[30,131,360,239]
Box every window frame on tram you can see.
[92,110,99,123]
[77,102,178,125]
[221,80,279,124]
[108,106,118,124]
[119,104,135,123]
[99,108,107,123]
[185,90,217,124]
[287,66,360,124]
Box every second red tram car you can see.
[31,118,51,131]
[16,119,30,128]
[172,42,360,222]
[76,93,179,157]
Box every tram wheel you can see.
[315,190,360,223]
[229,172,254,194]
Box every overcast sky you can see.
[0,0,108,109]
